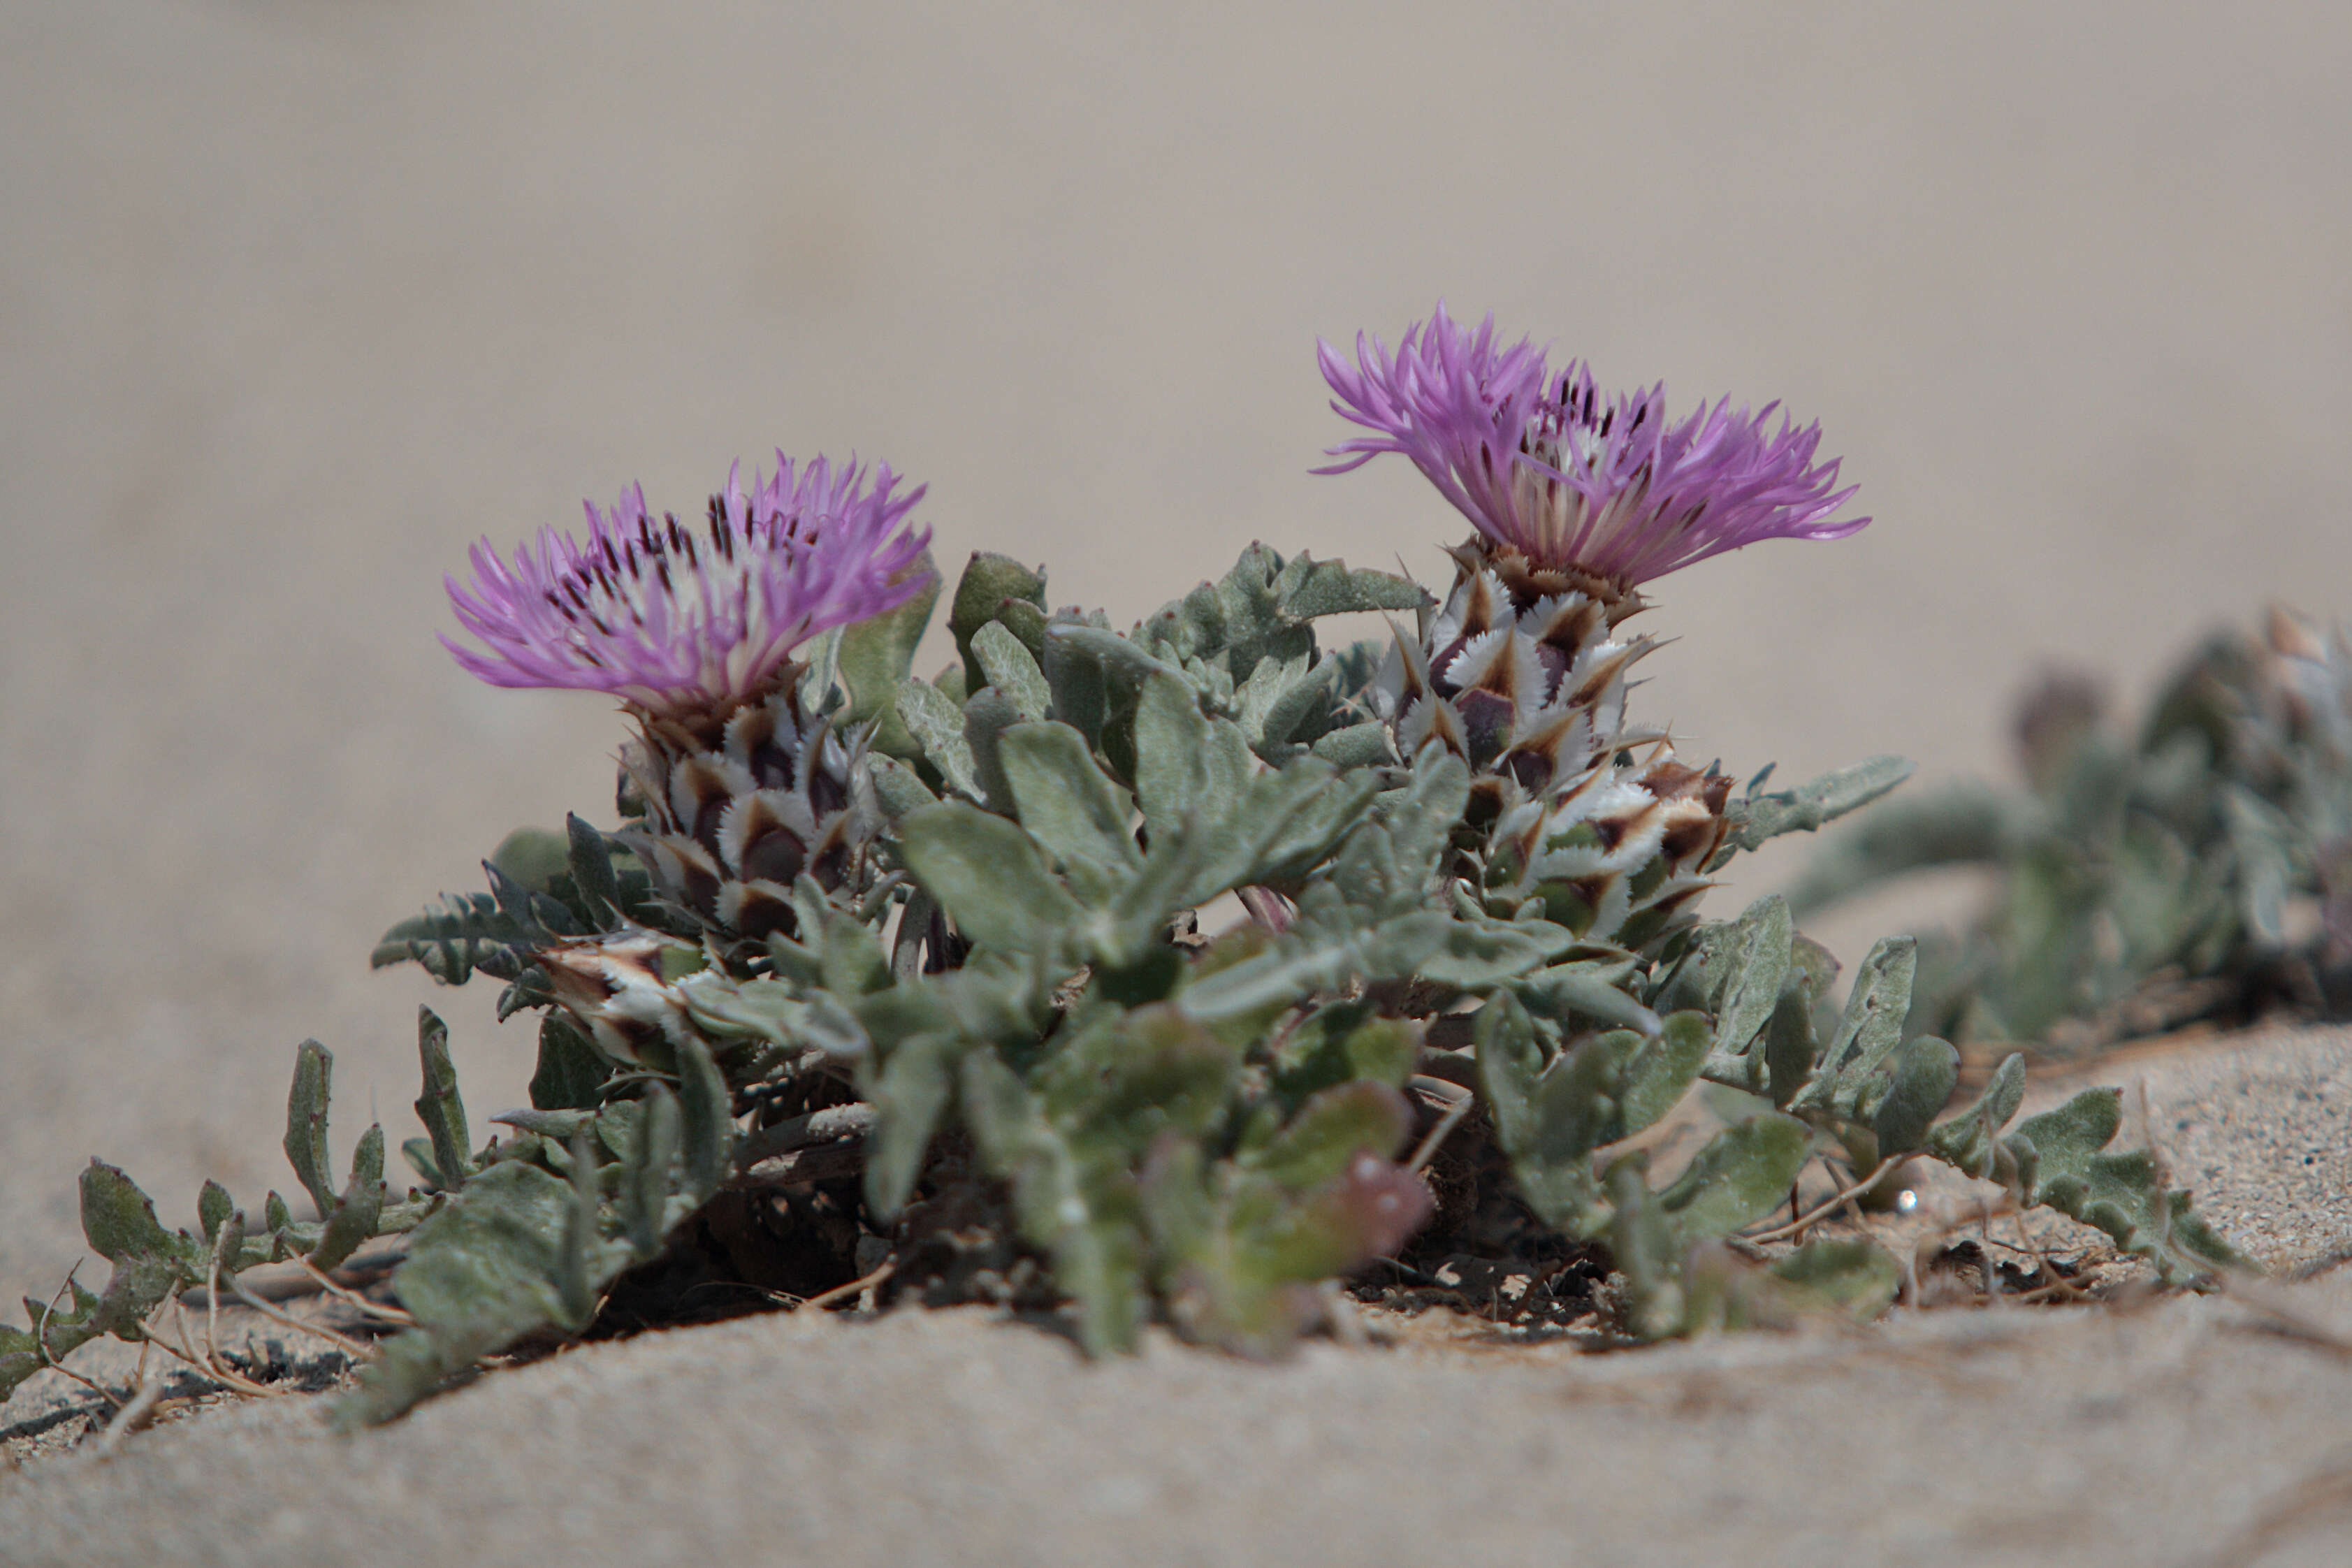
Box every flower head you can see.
[445,453,931,712]
[1316,306,1866,585]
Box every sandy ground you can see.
[8,1286,2352,1568]
[7,2,2352,1560]
[8,1019,2352,1566]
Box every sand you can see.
[8,3,2352,1561]
[6,1022,2351,1566]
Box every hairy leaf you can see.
[998,722,1140,879]
[1721,755,1917,857]
[949,551,1049,692]
[1790,936,1917,1118]
[1655,1113,1811,1246]
[896,801,1082,955]
[972,620,1053,725]
[284,1040,338,1216]
[837,550,940,730]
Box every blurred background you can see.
[3,0,2349,1296]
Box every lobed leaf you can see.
[413,1007,472,1193]
[1720,755,1917,857]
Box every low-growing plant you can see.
[1790,609,2352,1054]
[0,307,2244,1428]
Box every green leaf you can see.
[1255,657,1338,751]
[961,1052,1147,1354]
[1418,915,1574,989]
[413,1007,472,1193]
[1709,895,1794,1064]
[555,1133,602,1332]
[1132,673,1254,839]
[342,1161,620,1427]
[1277,558,1428,618]
[80,1161,180,1265]
[1385,746,1472,899]
[529,1015,609,1112]
[1772,1237,1902,1307]
[1655,1112,1811,1245]
[1722,755,1917,856]
[1309,722,1394,768]
[1040,621,1110,746]
[1606,1159,1685,1337]
[564,813,624,928]
[489,826,571,896]
[1247,1081,1413,1191]
[1050,623,1186,687]
[950,551,1048,691]
[1871,1035,1961,1154]
[311,1125,386,1271]
[896,679,982,799]
[1142,1133,1430,1356]
[971,621,1052,724]
[674,1033,735,1200]
[1175,910,1454,1022]
[371,892,542,985]
[1270,1005,1418,1103]
[197,1179,235,1245]
[1475,993,1615,1234]
[1760,980,1822,1109]
[1790,935,1917,1118]
[1912,1080,2244,1283]
[2223,785,2295,947]
[284,1040,337,1216]
[622,1087,682,1258]
[1227,651,1310,752]
[1926,1052,2027,1178]
[1043,1006,1239,1155]
[896,801,1082,954]
[868,755,941,822]
[1616,1011,1713,1137]
[864,1032,963,1219]
[401,1138,444,1189]
[1781,784,2016,916]
[998,722,1140,879]
[996,598,1051,663]
[836,550,939,726]
[1517,961,1663,1035]
[961,686,1024,810]
[1233,764,1383,892]
[490,1108,596,1140]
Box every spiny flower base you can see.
[620,673,878,948]
[1379,542,1730,945]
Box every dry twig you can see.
[799,1261,896,1313]
[226,1277,375,1365]
[1740,1156,1903,1247]
[85,1346,165,1458]
[29,1275,124,1414]
[291,1254,414,1326]
[143,1297,277,1399]
[1406,1094,1476,1176]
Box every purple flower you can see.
[1317,306,1866,584]
[445,453,931,712]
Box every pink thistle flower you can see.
[445,453,931,713]
[1316,305,1866,584]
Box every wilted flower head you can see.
[1317,305,1866,585]
[446,453,931,713]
